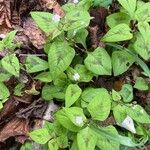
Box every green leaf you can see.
[112,51,135,76]
[84,47,112,75]
[29,128,51,144]
[42,84,65,101]
[125,105,150,124]
[20,142,33,150]
[14,83,25,96]
[102,24,133,42]
[1,54,20,77]
[0,82,10,100]
[0,62,11,81]
[55,107,86,132]
[34,72,52,82]
[65,84,82,107]
[94,0,112,7]
[107,12,131,28]
[31,12,60,33]
[96,126,120,150]
[113,105,127,123]
[25,55,49,73]
[81,88,103,108]
[53,73,68,86]
[77,127,97,150]
[87,88,111,121]
[63,10,91,31]
[48,139,59,150]
[119,84,133,103]
[48,42,75,80]
[91,124,148,147]
[134,77,149,91]
[112,89,121,101]
[74,29,88,49]
[117,0,136,18]
[135,2,150,22]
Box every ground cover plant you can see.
[0,0,150,149]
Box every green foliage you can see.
[84,47,112,75]
[93,0,112,7]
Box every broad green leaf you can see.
[34,72,52,82]
[0,62,11,81]
[0,82,10,100]
[74,29,88,49]
[48,42,75,80]
[77,0,93,10]
[48,139,59,150]
[31,12,60,33]
[81,88,102,108]
[1,54,20,77]
[42,84,65,101]
[119,84,133,103]
[77,127,97,150]
[135,2,150,22]
[91,124,148,147]
[25,55,49,73]
[94,0,112,7]
[84,47,112,75]
[102,24,133,42]
[112,90,121,101]
[118,0,136,18]
[134,77,149,91]
[29,128,51,144]
[62,10,91,31]
[96,126,120,150]
[14,83,25,96]
[133,33,150,60]
[71,138,79,150]
[112,51,135,76]
[65,84,82,107]
[125,105,150,124]
[107,12,131,28]
[87,88,111,121]
[113,105,127,123]
[55,107,86,132]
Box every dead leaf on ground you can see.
[23,18,46,49]
[0,118,29,142]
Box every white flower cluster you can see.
[75,116,83,125]
[73,73,80,81]
[52,14,61,23]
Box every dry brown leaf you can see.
[0,118,29,142]
[23,17,46,49]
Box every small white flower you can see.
[140,109,144,114]
[73,0,79,4]
[0,34,6,39]
[52,14,61,23]
[75,116,83,125]
[73,73,80,81]
[119,116,136,133]
[73,30,77,36]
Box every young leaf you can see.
[84,47,112,75]
[112,51,135,76]
[1,54,20,77]
[0,82,10,100]
[34,72,52,82]
[25,55,49,73]
[96,126,120,150]
[77,127,97,150]
[101,24,133,42]
[134,77,149,91]
[65,84,82,107]
[112,89,121,101]
[87,88,111,121]
[48,139,59,150]
[31,12,60,33]
[29,128,51,144]
[48,42,75,80]
[126,105,150,124]
[14,83,25,96]
[117,0,137,18]
[107,12,131,28]
[119,84,133,103]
